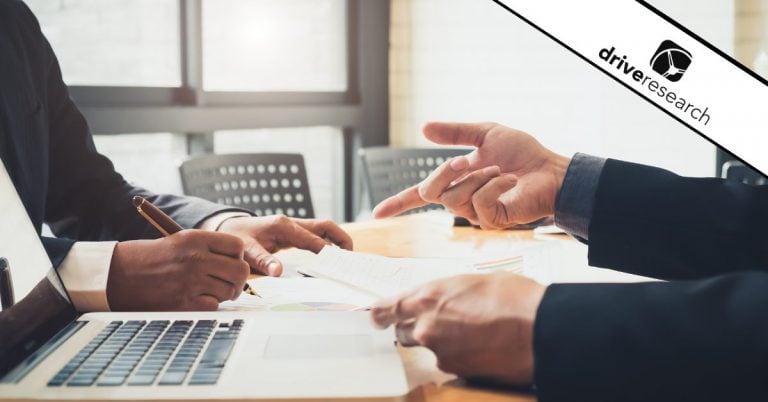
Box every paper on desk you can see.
[298,247,476,298]
[219,277,377,312]
[220,243,581,312]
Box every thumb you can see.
[473,174,519,229]
[243,240,283,277]
[423,122,492,147]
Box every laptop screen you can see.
[0,269,77,377]
[0,160,78,378]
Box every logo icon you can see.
[650,40,692,82]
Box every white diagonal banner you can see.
[493,0,768,175]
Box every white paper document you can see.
[298,247,475,298]
[220,245,568,312]
[219,276,377,312]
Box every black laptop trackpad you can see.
[263,335,374,359]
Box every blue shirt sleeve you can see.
[553,153,606,241]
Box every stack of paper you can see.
[220,246,539,312]
[298,247,475,298]
[219,277,376,312]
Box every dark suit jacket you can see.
[535,159,768,401]
[0,0,233,267]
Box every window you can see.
[213,127,344,220]
[390,0,725,177]
[24,0,388,222]
[93,133,187,195]
[201,0,348,92]
[26,0,181,87]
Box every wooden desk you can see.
[274,212,647,402]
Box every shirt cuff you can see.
[57,241,117,313]
[198,212,252,231]
[553,153,606,240]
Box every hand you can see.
[372,122,571,229]
[107,230,250,311]
[217,215,353,276]
[371,272,546,385]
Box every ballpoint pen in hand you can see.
[132,196,260,297]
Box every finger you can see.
[370,289,423,329]
[423,122,494,147]
[372,156,472,218]
[197,276,237,303]
[203,253,250,288]
[274,220,330,254]
[190,295,219,311]
[294,219,354,250]
[243,240,283,277]
[472,174,519,229]
[440,166,501,217]
[417,156,471,203]
[395,320,419,347]
[190,230,246,259]
[372,186,427,219]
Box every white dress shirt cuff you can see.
[198,212,252,231]
[58,241,117,313]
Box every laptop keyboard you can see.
[47,319,243,387]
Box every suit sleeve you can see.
[587,159,768,280]
[534,273,768,402]
[40,236,75,268]
[25,10,240,241]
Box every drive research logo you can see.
[649,40,692,82]
[598,43,711,127]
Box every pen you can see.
[132,196,260,297]
[0,257,15,309]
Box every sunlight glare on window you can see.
[202,0,347,92]
[25,0,181,87]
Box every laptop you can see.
[0,160,408,401]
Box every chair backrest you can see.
[359,147,473,214]
[721,160,767,185]
[179,153,315,218]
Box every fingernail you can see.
[449,157,469,171]
[267,262,281,276]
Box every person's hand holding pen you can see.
[106,196,353,311]
[139,194,353,277]
[107,197,252,311]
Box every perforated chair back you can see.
[179,153,315,218]
[359,147,472,214]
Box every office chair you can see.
[359,147,472,215]
[721,160,767,185]
[716,148,767,185]
[179,153,315,218]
